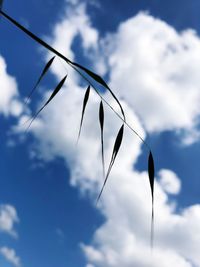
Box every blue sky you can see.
[1,0,200,267]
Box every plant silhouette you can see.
[0,5,155,247]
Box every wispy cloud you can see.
[0,247,21,267]
[0,204,19,238]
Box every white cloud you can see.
[44,1,107,84]
[0,204,19,238]
[0,56,23,117]
[0,205,21,265]
[82,175,200,267]
[85,264,95,267]
[18,4,200,267]
[65,0,101,11]
[66,0,79,5]
[158,169,181,195]
[0,247,21,267]
[48,2,98,60]
[104,13,200,143]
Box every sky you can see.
[1,0,200,266]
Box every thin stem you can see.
[68,62,150,150]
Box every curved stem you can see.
[68,62,149,150]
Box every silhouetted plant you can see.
[0,4,155,247]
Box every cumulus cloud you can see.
[82,176,200,267]
[104,13,200,143]
[0,247,21,267]
[0,204,19,238]
[0,55,23,117]
[18,3,200,267]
